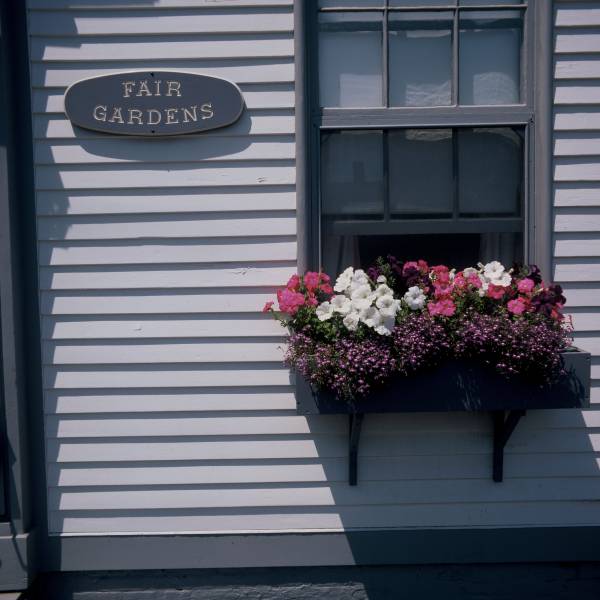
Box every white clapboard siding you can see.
[37,214,297,240]
[38,263,297,290]
[28,10,294,36]
[32,60,294,88]
[555,82,600,104]
[35,137,296,165]
[36,188,297,216]
[30,0,600,539]
[31,36,294,62]
[34,112,296,139]
[40,291,277,315]
[48,502,600,535]
[38,239,297,266]
[551,0,600,544]
[42,316,288,339]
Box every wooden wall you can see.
[28,0,600,537]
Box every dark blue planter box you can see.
[295,348,591,484]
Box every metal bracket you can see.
[348,413,364,486]
[492,410,526,482]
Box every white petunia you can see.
[376,275,387,284]
[351,284,375,302]
[483,261,506,281]
[361,306,383,329]
[343,311,360,332]
[403,286,426,311]
[376,294,399,312]
[463,267,478,278]
[375,315,395,336]
[491,272,512,288]
[331,294,352,315]
[334,267,354,293]
[349,269,369,292]
[351,298,372,313]
[374,283,393,298]
[315,301,334,321]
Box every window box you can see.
[296,348,591,485]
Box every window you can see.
[311,0,535,276]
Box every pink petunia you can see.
[507,297,529,315]
[277,288,305,315]
[303,271,321,291]
[320,283,334,296]
[431,265,451,286]
[517,278,535,294]
[286,274,301,291]
[262,301,274,313]
[467,273,482,288]
[487,284,506,300]
[427,298,456,317]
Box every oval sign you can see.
[64,70,244,136]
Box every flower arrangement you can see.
[263,257,572,400]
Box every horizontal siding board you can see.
[554,183,600,206]
[555,81,600,104]
[564,309,600,330]
[34,138,296,165]
[554,234,600,256]
[44,410,600,439]
[555,4,600,27]
[554,159,600,182]
[28,10,294,36]
[40,291,275,315]
[560,284,600,306]
[35,163,296,190]
[38,263,296,290]
[49,502,600,534]
[32,60,294,88]
[47,430,600,463]
[554,259,600,280]
[32,86,295,114]
[555,29,600,53]
[48,478,600,511]
[44,390,298,414]
[554,132,600,155]
[36,188,297,216]
[31,35,294,62]
[34,112,295,139]
[554,106,600,130]
[38,239,297,266]
[29,1,293,7]
[555,55,600,79]
[36,214,296,240]
[43,366,293,389]
[43,340,286,365]
[554,210,600,231]
[46,454,600,487]
[42,316,286,339]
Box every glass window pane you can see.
[389,129,453,217]
[321,131,384,276]
[319,13,383,107]
[390,0,453,6]
[461,0,522,4]
[320,0,382,6]
[458,127,523,216]
[459,10,522,105]
[321,131,384,218]
[389,12,453,107]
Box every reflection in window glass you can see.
[390,0,451,6]
[460,0,522,4]
[458,127,523,216]
[389,12,453,107]
[459,11,522,105]
[319,13,383,107]
[389,129,453,216]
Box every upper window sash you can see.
[312,0,533,124]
